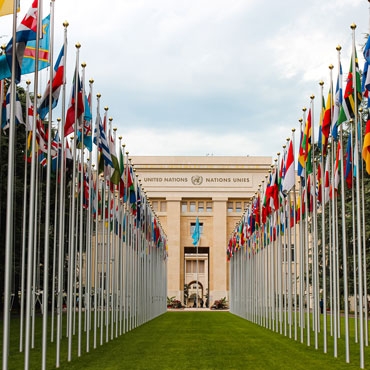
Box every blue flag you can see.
[192,217,200,246]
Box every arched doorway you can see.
[187,280,204,308]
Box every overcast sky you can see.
[2,0,370,159]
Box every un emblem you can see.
[191,175,203,185]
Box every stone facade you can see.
[131,155,272,306]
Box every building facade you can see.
[131,156,272,307]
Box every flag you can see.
[3,85,24,129]
[317,162,322,204]
[5,0,39,83]
[119,146,125,199]
[297,126,305,180]
[362,35,370,100]
[332,63,343,141]
[21,14,50,75]
[64,69,84,136]
[192,217,200,246]
[301,109,312,175]
[0,13,49,79]
[321,88,333,156]
[38,45,64,120]
[96,113,113,167]
[77,94,93,151]
[331,140,341,198]
[109,133,120,186]
[0,0,19,17]
[362,118,370,174]
[337,50,362,126]
[324,155,330,204]
[282,139,294,194]
[344,134,352,189]
[317,95,325,153]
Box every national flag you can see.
[64,69,84,136]
[5,0,39,83]
[282,139,295,194]
[0,0,19,17]
[344,133,352,189]
[317,95,325,153]
[332,63,343,141]
[192,217,200,246]
[297,126,305,180]
[324,155,330,204]
[96,112,113,168]
[25,87,34,131]
[109,133,120,186]
[21,14,50,75]
[331,140,341,198]
[362,35,370,100]
[317,162,322,204]
[77,93,93,151]
[337,50,362,126]
[3,85,24,129]
[0,13,49,80]
[301,109,312,175]
[38,45,64,120]
[119,146,125,199]
[321,88,333,156]
[362,118,370,174]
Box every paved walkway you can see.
[167,307,229,312]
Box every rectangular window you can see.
[198,202,204,212]
[186,260,192,273]
[190,202,196,212]
[206,202,212,212]
[235,202,242,212]
[181,202,187,213]
[152,201,158,212]
[160,201,167,212]
[190,222,203,236]
[227,202,234,213]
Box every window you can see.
[190,202,196,212]
[198,202,204,212]
[190,222,203,236]
[236,202,242,212]
[160,201,167,212]
[206,202,212,212]
[227,202,234,213]
[186,260,205,273]
[152,201,158,212]
[181,202,187,213]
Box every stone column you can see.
[166,197,181,300]
[210,197,228,303]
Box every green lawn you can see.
[2,311,370,369]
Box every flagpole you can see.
[19,81,32,354]
[350,23,364,369]
[24,1,43,368]
[41,1,55,367]
[67,42,81,362]
[55,20,68,368]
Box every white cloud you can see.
[0,0,369,160]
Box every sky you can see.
[1,0,370,159]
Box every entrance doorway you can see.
[184,246,209,308]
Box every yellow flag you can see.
[0,0,19,17]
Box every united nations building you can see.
[131,155,271,307]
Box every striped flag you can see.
[5,0,38,83]
[337,50,362,126]
[97,112,113,168]
[282,139,295,194]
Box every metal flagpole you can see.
[56,21,69,368]
[41,1,55,366]
[20,81,32,353]
[350,23,364,369]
